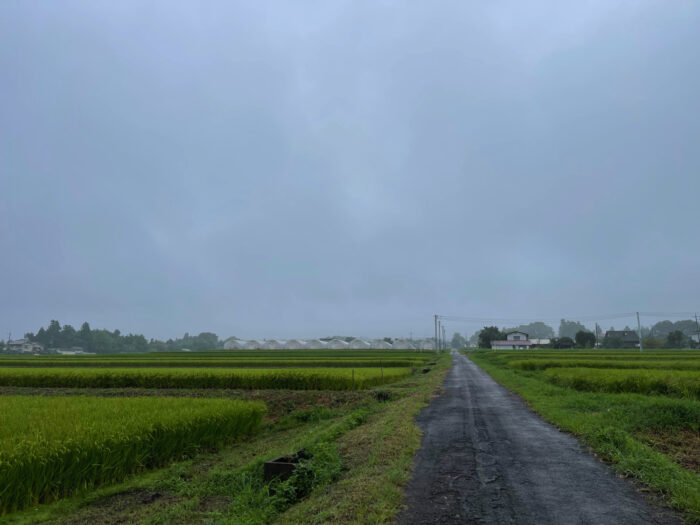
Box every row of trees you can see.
[14,320,224,354]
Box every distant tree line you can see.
[467,318,700,349]
[17,320,223,354]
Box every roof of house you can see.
[605,330,639,342]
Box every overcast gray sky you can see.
[1,1,699,341]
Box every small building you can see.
[604,330,640,349]
[491,331,536,350]
[7,339,44,354]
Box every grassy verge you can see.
[467,350,700,522]
[3,353,450,524]
[274,353,451,523]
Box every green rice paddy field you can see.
[467,349,700,520]
[0,349,446,523]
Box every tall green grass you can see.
[0,396,264,514]
[0,367,412,390]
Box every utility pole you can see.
[434,315,438,352]
[438,320,442,351]
[695,313,700,348]
[636,312,643,353]
[442,325,446,351]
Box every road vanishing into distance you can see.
[398,350,680,525]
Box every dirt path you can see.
[397,350,680,524]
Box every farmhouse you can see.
[491,331,538,350]
[7,339,44,353]
[605,330,640,348]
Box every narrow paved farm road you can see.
[398,350,680,525]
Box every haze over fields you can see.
[1,1,699,340]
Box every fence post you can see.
[352,368,355,389]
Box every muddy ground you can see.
[398,350,681,524]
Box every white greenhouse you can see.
[283,339,306,350]
[223,338,245,350]
[326,339,349,349]
[348,338,371,349]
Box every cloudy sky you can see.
[1,1,699,341]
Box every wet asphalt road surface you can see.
[397,350,681,525]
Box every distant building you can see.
[223,338,245,350]
[418,339,436,350]
[392,338,415,350]
[348,339,370,349]
[242,340,262,350]
[326,339,349,349]
[491,331,538,350]
[604,330,640,348]
[7,339,44,353]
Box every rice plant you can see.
[0,395,265,514]
[0,366,413,390]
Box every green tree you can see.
[643,337,664,349]
[553,336,575,349]
[450,332,467,349]
[59,324,77,348]
[46,320,61,348]
[558,319,588,339]
[34,327,48,346]
[666,330,686,349]
[503,322,555,339]
[78,322,92,352]
[574,330,596,348]
[478,326,504,349]
[602,334,622,349]
[91,330,116,354]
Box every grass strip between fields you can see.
[467,351,700,522]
